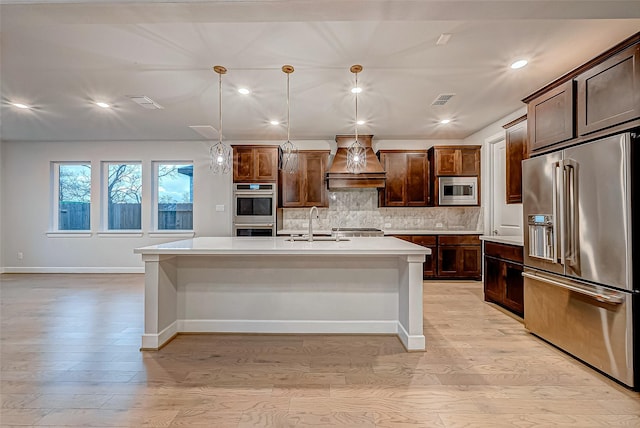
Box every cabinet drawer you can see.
[439,235,480,246]
[412,235,437,246]
[484,241,523,263]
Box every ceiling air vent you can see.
[189,125,218,139]
[431,93,456,106]
[129,95,163,110]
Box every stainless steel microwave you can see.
[438,177,478,205]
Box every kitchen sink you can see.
[287,236,350,242]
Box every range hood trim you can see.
[326,135,386,189]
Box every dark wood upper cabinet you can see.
[503,115,527,204]
[526,80,575,153]
[378,150,429,207]
[429,146,480,176]
[233,145,279,182]
[576,44,640,136]
[523,32,640,154]
[279,150,329,208]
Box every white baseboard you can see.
[141,321,178,350]
[178,319,399,334]
[2,267,145,274]
[397,321,426,351]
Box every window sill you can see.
[46,232,92,238]
[148,231,195,239]
[97,231,144,238]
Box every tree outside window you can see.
[58,163,91,230]
[107,163,142,230]
[156,163,193,230]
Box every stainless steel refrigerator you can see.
[522,131,639,388]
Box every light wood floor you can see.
[1,274,639,427]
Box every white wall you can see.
[2,139,235,273]
[1,133,513,272]
[0,138,4,273]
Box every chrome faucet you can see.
[308,206,319,242]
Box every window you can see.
[104,162,142,230]
[53,162,91,231]
[154,162,193,230]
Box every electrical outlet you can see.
[17,251,23,260]
[215,205,225,212]
[384,223,391,228]
[435,222,443,228]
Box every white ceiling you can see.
[1,0,639,143]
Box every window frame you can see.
[51,161,92,233]
[152,161,194,232]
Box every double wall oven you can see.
[233,183,276,236]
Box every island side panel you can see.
[397,254,426,351]
[141,254,178,350]
[175,255,400,334]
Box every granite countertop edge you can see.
[480,235,524,246]
[277,229,484,236]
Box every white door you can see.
[490,139,522,236]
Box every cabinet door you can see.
[459,148,480,176]
[576,44,640,136]
[527,80,575,152]
[504,261,524,316]
[233,147,254,182]
[413,235,437,278]
[303,152,328,207]
[484,256,504,303]
[279,169,303,207]
[435,148,458,175]
[254,147,279,181]
[381,152,407,206]
[459,245,482,278]
[437,246,459,277]
[505,119,527,204]
[406,153,429,206]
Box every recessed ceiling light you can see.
[510,59,528,69]
[440,119,451,124]
[95,102,110,108]
[11,103,31,109]
[351,87,362,94]
[357,120,365,125]
[238,88,250,95]
[270,120,279,125]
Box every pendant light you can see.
[347,64,366,174]
[209,65,232,174]
[280,64,298,174]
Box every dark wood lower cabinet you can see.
[394,234,480,280]
[483,241,524,317]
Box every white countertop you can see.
[135,236,431,256]
[277,229,482,236]
[480,235,524,246]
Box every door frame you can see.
[482,131,506,237]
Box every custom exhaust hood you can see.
[326,135,386,189]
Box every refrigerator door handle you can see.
[554,161,565,265]
[564,159,580,272]
[522,271,624,304]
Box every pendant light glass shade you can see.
[210,65,232,175]
[280,65,298,174]
[347,64,366,174]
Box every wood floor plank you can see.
[1,273,639,428]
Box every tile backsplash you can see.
[280,189,482,231]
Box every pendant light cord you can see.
[355,71,359,142]
[287,71,291,142]
[218,71,223,144]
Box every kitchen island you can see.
[134,236,429,351]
